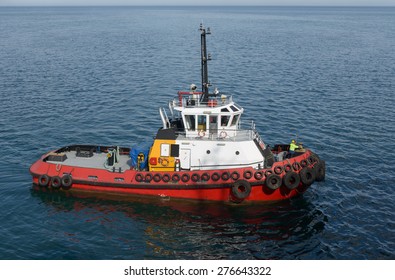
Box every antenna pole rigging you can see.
[200,23,211,103]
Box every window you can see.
[221,108,229,112]
[230,105,239,112]
[221,115,231,127]
[231,114,240,126]
[197,115,207,131]
[184,115,196,131]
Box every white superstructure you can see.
[157,91,268,171]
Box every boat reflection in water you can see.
[31,186,328,259]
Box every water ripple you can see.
[0,6,394,259]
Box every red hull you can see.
[30,149,322,203]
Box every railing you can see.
[174,91,234,108]
[174,126,261,142]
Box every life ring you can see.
[283,171,300,190]
[181,173,190,183]
[221,171,230,181]
[284,164,292,173]
[159,158,169,167]
[162,174,170,182]
[231,180,252,200]
[56,163,62,172]
[211,172,220,181]
[265,174,282,190]
[38,174,50,187]
[300,167,316,186]
[61,174,72,190]
[231,171,240,181]
[274,166,283,175]
[243,170,253,180]
[254,170,264,180]
[172,173,180,182]
[51,176,62,189]
[153,173,162,182]
[292,162,301,171]
[135,173,144,182]
[145,173,153,182]
[300,159,308,168]
[198,130,205,137]
[201,173,210,181]
[314,160,326,182]
[219,131,227,138]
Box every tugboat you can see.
[30,25,325,203]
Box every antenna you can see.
[199,23,211,103]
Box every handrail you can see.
[173,93,234,108]
[174,127,260,142]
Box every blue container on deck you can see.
[130,144,150,170]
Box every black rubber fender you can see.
[231,180,252,200]
[135,173,144,182]
[292,162,301,171]
[274,166,283,175]
[144,173,153,182]
[201,172,210,181]
[231,171,240,181]
[284,164,292,173]
[211,172,220,181]
[265,169,273,177]
[38,174,50,187]
[300,159,309,168]
[162,174,170,182]
[221,171,230,181]
[191,173,200,182]
[243,170,253,180]
[254,170,264,180]
[265,174,282,190]
[153,173,162,182]
[51,176,62,189]
[308,155,316,165]
[172,173,180,182]
[283,171,300,190]
[61,174,72,190]
[314,160,326,182]
[300,167,316,186]
[181,173,190,183]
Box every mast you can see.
[200,24,211,103]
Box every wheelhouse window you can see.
[221,115,231,127]
[197,115,207,131]
[231,114,240,126]
[230,105,239,112]
[184,115,196,131]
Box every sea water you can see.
[0,6,394,259]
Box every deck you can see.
[46,150,132,171]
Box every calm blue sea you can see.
[0,6,394,260]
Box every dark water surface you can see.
[0,6,394,259]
